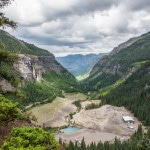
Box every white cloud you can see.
[2,0,150,56]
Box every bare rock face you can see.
[0,54,65,90]
[109,37,139,56]
[0,79,13,91]
[15,54,64,83]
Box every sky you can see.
[2,0,150,56]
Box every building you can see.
[122,116,134,123]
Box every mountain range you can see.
[56,53,107,80]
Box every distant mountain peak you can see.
[56,53,108,78]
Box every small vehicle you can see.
[127,126,134,130]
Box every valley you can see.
[0,29,150,149]
[56,53,107,80]
[1,1,150,149]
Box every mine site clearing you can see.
[29,93,141,145]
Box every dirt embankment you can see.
[71,104,140,136]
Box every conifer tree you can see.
[0,0,17,28]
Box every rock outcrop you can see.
[0,54,66,91]
[90,36,140,77]
[15,54,65,83]
[109,37,139,56]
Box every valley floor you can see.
[29,93,141,145]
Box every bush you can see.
[1,126,60,150]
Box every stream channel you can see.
[60,116,80,133]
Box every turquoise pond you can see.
[60,127,80,133]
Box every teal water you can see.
[61,127,80,133]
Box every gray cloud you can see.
[41,0,120,21]
[3,0,150,56]
[73,0,120,13]
[123,0,150,11]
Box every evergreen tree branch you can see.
[0,13,17,29]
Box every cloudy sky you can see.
[2,0,150,56]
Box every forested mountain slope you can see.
[83,32,150,94]
[102,61,150,126]
[0,30,50,56]
[0,30,80,106]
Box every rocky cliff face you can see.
[15,54,64,83]
[0,54,65,91]
[109,37,139,56]
[90,58,136,77]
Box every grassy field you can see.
[29,92,87,127]
[76,73,89,81]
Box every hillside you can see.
[83,32,150,94]
[0,30,80,106]
[0,30,50,56]
[102,61,150,126]
[56,53,107,79]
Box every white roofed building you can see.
[122,116,134,123]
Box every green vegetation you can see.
[85,102,102,110]
[0,48,20,88]
[1,126,60,150]
[72,100,82,112]
[0,30,81,107]
[20,81,60,106]
[18,71,81,106]
[0,30,51,56]
[76,72,89,81]
[0,0,17,29]
[0,2,81,149]
[43,71,80,93]
[0,96,20,125]
[110,33,150,66]
[0,96,60,149]
[43,126,61,134]
[91,78,125,99]
[131,60,148,67]
[0,48,25,103]
[0,29,82,106]
[84,32,150,95]
[83,72,120,92]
